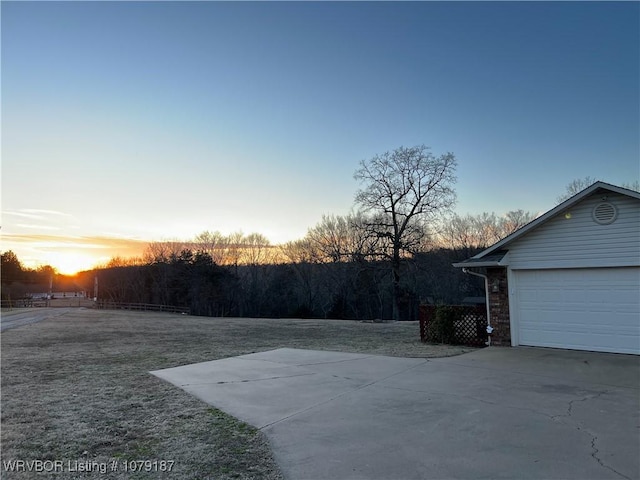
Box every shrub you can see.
[428,305,457,344]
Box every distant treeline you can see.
[71,246,484,320]
[3,208,536,319]
[1,251,63,293]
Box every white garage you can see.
[513,268,640,354]
[455,181,640,355]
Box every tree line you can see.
[72,246,486,320]
[8,150,621,320]
[0,145,531,319]
[0,206,533,319]
[87,209,534,320]
[86,146,534,320]
[1,251,58,286]
[1,250,78,301]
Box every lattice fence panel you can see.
[419,305,488,347]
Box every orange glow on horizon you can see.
[1,233,148,275]
[43,251,99,275]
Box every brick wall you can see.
[487,267,511,346]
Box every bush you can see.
[428,305,457,344]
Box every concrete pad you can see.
[240,348,374,365]
[151,347,640,480]
[433,346,640,389]
[151,349,426,428]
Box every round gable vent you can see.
[592,202,617,225]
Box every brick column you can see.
[486,267,511,346]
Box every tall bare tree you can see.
[354,145,457,320]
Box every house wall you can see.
[487,267,511,346]
[507,192,640,270]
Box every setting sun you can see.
[1,234,148,276]
[43,251,100,275]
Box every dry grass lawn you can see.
[1,308,473,479]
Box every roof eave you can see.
[453,261,503,268]
[454,253,509,269]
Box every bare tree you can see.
[306,214,351,263]
[224,231,246,270]
[438,212,498,250]
[143,240,186,263]
[347,212,386,261]
[241,232,272,265]
[279,238,319,265]
[193,230,228,265]
[496,210,537,238]
[101,256,145,268]
[354,145,457,320]
[622,180,640,192]
[557,177,640,204]
[438,209,537,251]
[305,213,381,263]
[192,231,247,267]
[557,176,598,204]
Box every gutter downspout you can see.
[462,268,493,346]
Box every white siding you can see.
[507,192,640,269]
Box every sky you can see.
[2,1,639,274]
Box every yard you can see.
[1,308,472,479]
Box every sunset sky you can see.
[2,1,638,274]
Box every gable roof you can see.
[453,181,640,268]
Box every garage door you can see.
[514,268,640,355]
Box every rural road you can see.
[0,308,76,332]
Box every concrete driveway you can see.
[152,347,640,480]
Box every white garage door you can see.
[514,268,640,355]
